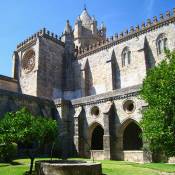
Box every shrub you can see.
[0,143,17,162]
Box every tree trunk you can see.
[50,142,55,160]
[29,157,34,175]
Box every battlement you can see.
[16,28,64,50]
[76,8,175,59]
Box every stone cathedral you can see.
[0,7,175,163]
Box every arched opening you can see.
[91,125,104,150]
[123,122,143,150]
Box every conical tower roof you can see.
[80,8,92,25]
[64,20,72,34]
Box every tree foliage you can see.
[140,50,175,157]
[0,108,58,174]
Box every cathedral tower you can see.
[13,29,64,99]
[73,8,106,48]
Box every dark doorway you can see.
[91,125,104,150]
[123,122,143,150]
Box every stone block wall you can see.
[0,75,18,92]
[17,39,39,96]
[73,22,175,99]
[37,37,64,99]
[0,89,56,119]
[123,150,152,163]
[15,34,64,99]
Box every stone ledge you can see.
[71,84,141,107]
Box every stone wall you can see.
[73,20,175,99]
[17,38,39,96]
[0,75,18,92]
[15,29,64,100]
[123,151,152,163]
[0,89,56,119]
[37,37,64,99]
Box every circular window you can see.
[91,106,100,116]
[123,100,135,114]
[22,50,35,73]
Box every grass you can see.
[0,158,174,175]
[100,160,175,175]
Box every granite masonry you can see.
[0,8,175,163]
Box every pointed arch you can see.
[120,118,143,150]
[88,122,104,150]
[89,122,104,150]
[156,33,168,55]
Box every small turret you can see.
[74,16,82,39]
[91,16,97,35]
[64,20,72,34]
[61,20,74,53]
[100,22,106,39]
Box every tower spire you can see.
[84,4,86,10]
[83,0,87,10]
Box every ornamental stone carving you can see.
[22,50,35,73]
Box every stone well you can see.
[35,160,102,175]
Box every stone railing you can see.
[76,8,175,59]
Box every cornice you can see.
[71,84,141,107]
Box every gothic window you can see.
[122,47,131,67]
[156,33,168,55]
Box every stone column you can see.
[103,112,111,160]
[73,106,82,156]
[81,69,86,96]
[74,117,79,154]
[102,101,113,160]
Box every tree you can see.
[0,108,58,174]
[140,50,175,158]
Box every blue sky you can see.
[0,0,174,77]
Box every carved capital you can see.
[102,101,113,114]
[74,106,83,118]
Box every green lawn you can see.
[0,158,175,175]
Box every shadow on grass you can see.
[0,164,9,167]
[10,161,24,166]
[0,161,23,167]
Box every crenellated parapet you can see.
[76,8,175,59]
[16,28,64,50]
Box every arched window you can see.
[122,47,131,67]
[156,33,168,55]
